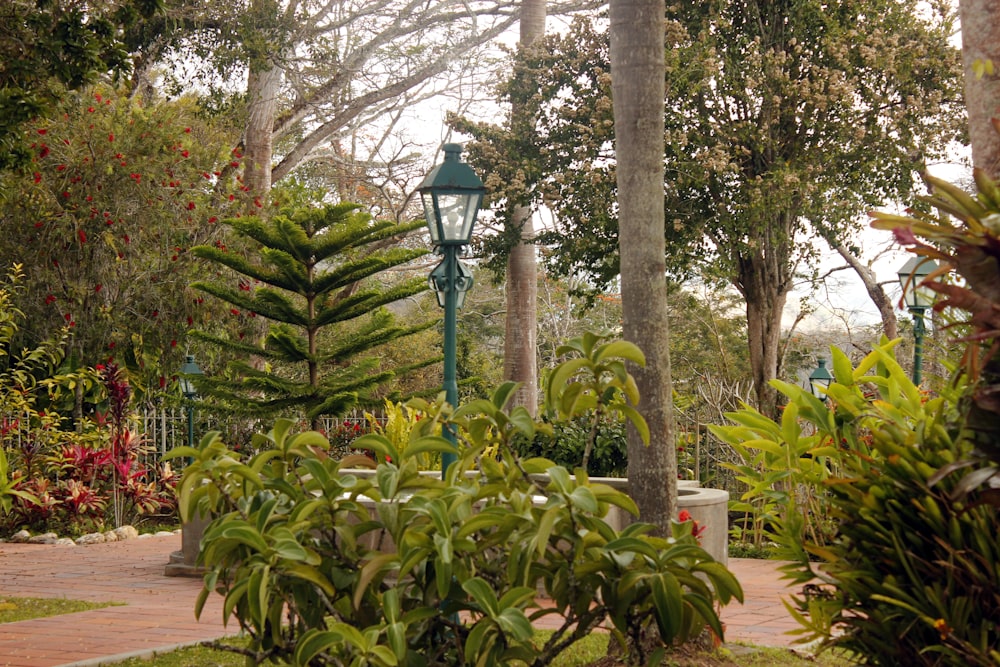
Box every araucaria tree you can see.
[501,0,964,417]
[190,203,433,427]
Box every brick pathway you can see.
[0,535,804,666]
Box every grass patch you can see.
[0,597,119,623]
[113,632,855,667]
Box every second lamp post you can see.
[896,257,938,386]
[418,143,485,476]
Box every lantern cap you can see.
[417,143,485,193]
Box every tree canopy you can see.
[0,0,164,168]
[464,0,964,416]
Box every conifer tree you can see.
[189,203,433,427]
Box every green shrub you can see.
[716,342,1000,664]
[512,416,628,477]
[0,266,174,536]
[169,382,741,666]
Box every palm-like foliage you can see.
[190,203,435,426]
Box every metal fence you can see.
[0,408,371,469]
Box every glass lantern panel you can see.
[421,192,440,244]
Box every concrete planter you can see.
[164,511,210,577]
[164,470,728,577]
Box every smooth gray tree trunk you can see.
[503,0,546,416]
[610,0,676,532]
[960,0,1000,180]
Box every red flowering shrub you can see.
[0,85,242,398]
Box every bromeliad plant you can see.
[170,385,741,666]
[715,340,1000,664]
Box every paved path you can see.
[0,535,804,666]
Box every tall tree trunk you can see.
[737,243,790,420]
[610,0,676,532]
[960,0,1000,180]
[503,0,546,416]
[741,265,786,420]
[245,63,282,197]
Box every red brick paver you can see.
[1,535,229,667]
[1,536,803,666]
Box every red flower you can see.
[95,363,105,371]
[184,127,191,133]
[44,294,56,305]
[230,161,240,168]
[37,128,47,135]
[64,313,71,321]
[78,229,87,244]
[39,146,50,158]
[208,216,218,223]
[33,172,41,183]
[170,339,177,347]
[180,150,189,158]
[94,93,102,102]
[677,510,706,541]
[254,198,262,208]
[108,133,114,142]
[94,284,102,292]
[56,164,65,171]
[87,106,95,113]
[152,310,158,317]
[187,202,195,210]
[231,308,240,316]
[186,316,193,326]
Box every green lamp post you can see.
[808,356,834,402]
[896,257,938,386]
[178,354,203,451]
[418,143,485,477]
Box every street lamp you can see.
[808,357,834,402]
[418,143,485,476]
[896,257,939,386]
[178,355,203,451]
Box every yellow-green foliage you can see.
[365,399,442,470]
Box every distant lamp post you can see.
[808,357,834,402]
[418,143,485,477]
[179,355,203,451]
[897,257,939,386]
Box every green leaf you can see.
[462,576,500,616]
[650,573,683,640]
[293,629,345,665]
[594,340,646,366]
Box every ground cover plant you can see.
[0,597,118,623]
[170,336,742,666]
